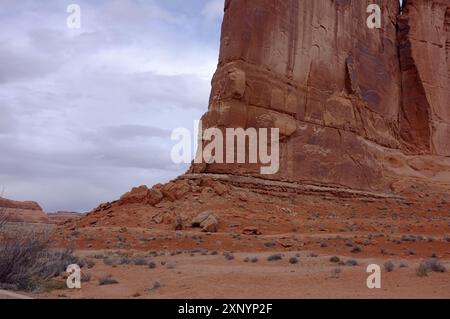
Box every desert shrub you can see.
[251,257,258,263]
[81,272,91,283]
[384,261,395,272]
[345,259,358,266]
[98,275,118,285]
[148,262,156,269]
[0,207,7,230]
[132,257,148,266]
[351,246,362,253]
[103,256,130,266]
[416,259,446,277]
[329,256,340,263]
[416,264,429,277]
[264,242,276,248]
[289,257,299,264]
[424,259,446,273]
[243,257,250,263]
[224,252,235,261]
[103,256,118,266]
[85,259,96,269]
[0,234,79,291]
[267,254,283,261]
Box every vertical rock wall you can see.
[190,0,449,191]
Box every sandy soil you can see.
[37,250,449,299]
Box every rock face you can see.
[190,0,450,191]
[399,0,450,156]
[0,197,49,224]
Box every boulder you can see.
[191,212,219,233]
[191,211,213,227]
[201,215,219,233]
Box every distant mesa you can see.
[47,211,83,224]
[0,197,82,224]
[0,197,49,224]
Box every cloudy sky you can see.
[0,0,224,212]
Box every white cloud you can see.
[0,0,221,212]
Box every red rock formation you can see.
[399,0,450,155]
[189,0,450,191]
[0,197,49,224]
[60,1,450,241]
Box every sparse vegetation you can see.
[0,206,7,230]
[132,257,148,266]
[99,275,118,285]
[424,259,446,273]
[350,245,361,253]
[103,256,131,266]
[416,263,429,277]
[289,257,299,264]
[148,262,156,269]
[81,272,92,283]
[345,259,358,266]
[264,242,276,248]
[224,252,235,261]
[267,254,283,261]
[416,259,446,277]
[329,256,340,263]
[384,261,395,272]
[84,259,96,269]
[0,224,80,291]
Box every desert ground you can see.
[34,249,450,299]
[2,175,447,299]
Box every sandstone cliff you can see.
[189,0,450,191]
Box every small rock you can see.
[238,192,248,201]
